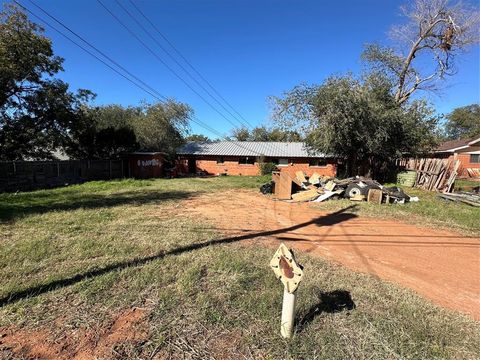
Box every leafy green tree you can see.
[230,125,303,142]
[66,101,191,159]
[268,128,302,142]
[64,105,138,159]
[271,74,440,178]
[0,3,92,160]
[131,101,191,157]
[445,104,480,140]
[230,126,250,141]
[185,133,210,142]
[93,104,141,129]
[250,126,269,141]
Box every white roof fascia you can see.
[468,137,480,146]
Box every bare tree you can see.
[363,0,480,105]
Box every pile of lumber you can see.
[465,168,480,178]
[438,192,480,207]
[405,158,460,192]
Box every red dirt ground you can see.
[180,190,480,320]
[0,308,151,360]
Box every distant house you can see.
[176,141,337,177]
[434,136,480,176]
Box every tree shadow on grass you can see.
[297,290,356,331]
[0,190,198,222]
[0,206,358,307]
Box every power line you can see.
[24,0,167,103]
[14,3,157,100]
[118,0,285,155]
[14,0,222,138]
[127,0,254,129]
[96,0,247,132]
[116,0,252,131]
[16,1,270,157]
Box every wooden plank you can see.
[367,189,383,204]
[309,172,321,185]
[272,171,280,184]
[275,172,293,200]
[324,180,336,191]
[295,171,307,184]
[291,189,320,202]
[291,175,303,187]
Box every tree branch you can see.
[395,17,448,103]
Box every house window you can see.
[309,159,328,167]
[470,154,480,164]
[277,158,289,167]
[238,157,255,165]
[216,157,225,164]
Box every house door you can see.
[188,158,196,174]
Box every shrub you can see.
[260,162,277,175]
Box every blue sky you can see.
[19,0,480,137]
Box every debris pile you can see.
[438,192,480,207]
[261,171,417,204]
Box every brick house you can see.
[176,141,337,177]
[434,136,480,176]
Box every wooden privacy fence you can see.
[0,159,127,193]
[397,158,460,192]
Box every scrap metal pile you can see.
[260,171,418,204]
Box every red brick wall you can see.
[433,153,480,176]
[197,156,259,176]
[176,156,336,177]
[458,153,480,168]
[458,153,480,176]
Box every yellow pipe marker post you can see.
[270,243,304,339]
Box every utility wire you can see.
[18,0,269,157]
[118,0,285,156]
[96,0,247,132]
[15,0,222,138]
[25,0,168,103]
[116,0,252,131]
[127,0,254,129]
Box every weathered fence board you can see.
[396,157,460,192]
[0,160,127,193]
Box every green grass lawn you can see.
[454,179,480,192]
[0,176,479,359]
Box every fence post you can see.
[13,161,16,176]
[121,160,124,178]
[109,160,112,179]
[57,162,60,178]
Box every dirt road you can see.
[181,190,480,319]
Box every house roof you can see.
[435,136,480,152]
[177,141,330,158]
